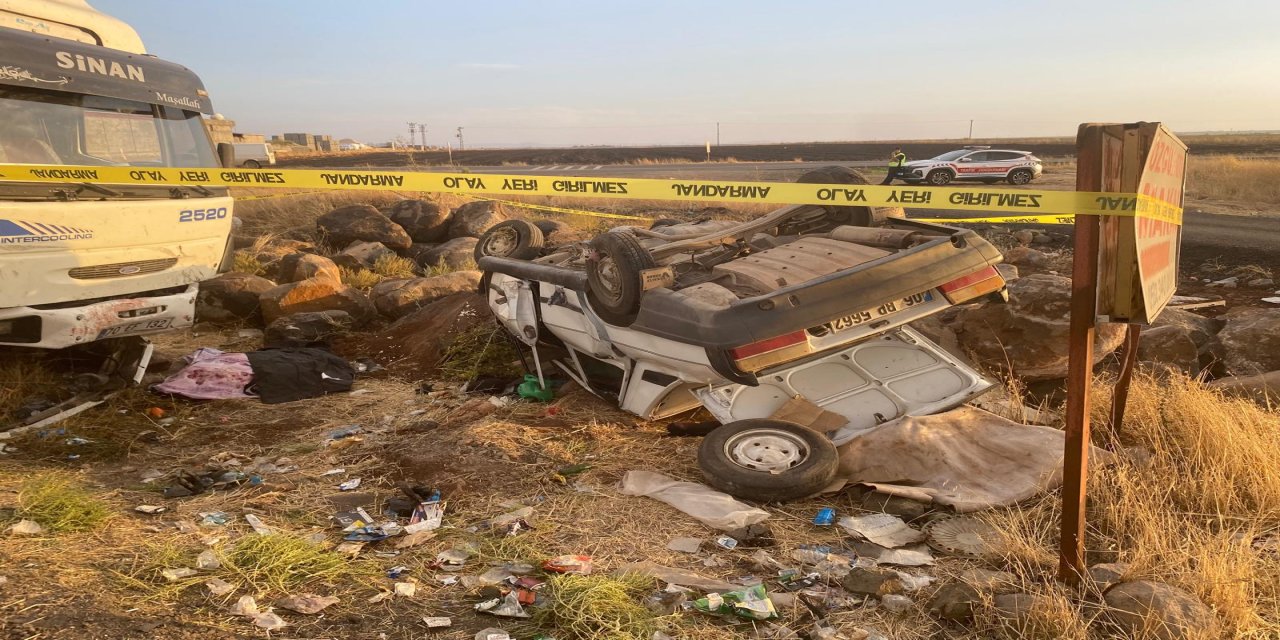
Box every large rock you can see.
[332,241,396,271]
[371,271,483,319]
[316,204,412,251]
[259,277,375,326]
[840,568,903,597]
[1104,580,1218,640]
[928,582,981,621]
[1003,246,1049,268]
[277,253,340,283]
[1136,325,1200,375]
[1208,370,1280,404]
[387,199,451,243]
[197,272,277,323]
[418,237,478,270]
[406,243,440,265]
[264,311,354,348]
[447,201,507,239]
[1217,308,1280,375]
[954,274,1126,381]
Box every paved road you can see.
[445,161,1276,271]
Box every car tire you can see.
[698,419,840,503]
[926,170,953,186]
[1007,169,1034,185]
[243,159,261,169]
[586,231,656,326]
[796,165,895,226]
[474,220,545,262]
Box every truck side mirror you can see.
[216,142,236,168]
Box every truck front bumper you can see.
[0,284,197,349]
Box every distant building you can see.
[233,132,265,143]
[203,115,235,145]
[282,133,316,149]
[338,138,368,151]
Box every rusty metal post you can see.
[1108,324,1143,438]
[1058,124,1107,584]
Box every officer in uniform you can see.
[880,147,907,185]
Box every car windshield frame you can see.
[0,85,217,168]
[929,150,972,162]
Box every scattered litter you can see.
[321,468,346,476]
[335,541,365,557]
[896,572,936,591]
[396,530,436,549]
[437,575,459,586]
[230,595,259,616]
[621,562,739,592]
[837,514,924,548]
[196,549,221,570]
[10,519,48,536]
[325,425,363,445]
[542,555,593,574]
[423,616,452,628]
[388,565,410,579]
[715,535,739,550]
[134,505,166,515]
[338,478,362,491]
[161,567,198,582]
[475,591,530,618]
[252,611,287,630]
[146,407,168,419]
[407,499,446,532]
[813,508,836,526]
[394,581,417,597]
[692,584,777,620]
[152,349,254,400]
[850,542,935,567]
[619,470,770,531]
[276,593,340,614]
[64,436,92,446]
[436,548,470,571]
[667,537,703,553]
[334,507,376,530]
[205,577,235,596]
[244,514,272,535]
[881,594,913,613]
[924,517,1001,557]
[367,590,394,604]
[475,629,512,640]
[199,511,229,526]
[1262,297,1280,305]
[163,469,250,498]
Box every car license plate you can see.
[96,318,173,339]
[827,291,934,333]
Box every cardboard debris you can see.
[276,593,340,614]
[837,514,924,548]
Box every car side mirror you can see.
[216,142,236,168]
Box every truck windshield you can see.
[0,86,216,168]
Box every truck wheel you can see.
[927,170,953,185]
[1007,169,1034,185]
[475,220,545,261]
[243,159,261,169]
[698,419,840,503]
[796,165,887,226]
[586,231,656,326]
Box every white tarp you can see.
[835,405,1082,512]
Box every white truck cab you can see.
[0,0,233,348]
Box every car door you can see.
[953,151,989,177]
[986,151,1023,177]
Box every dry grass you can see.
[1186,155,1280,206]
[983,373,1280,638]
[17,472,113,532]
[223,533,355,593]
[535,573,661,640]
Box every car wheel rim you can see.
[724,428,810,473]
[595,254,623,302]
[931,174,948,185]
[1012,172,1029,184]
[483,227,519,257]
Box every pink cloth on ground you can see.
[152,348,255,400]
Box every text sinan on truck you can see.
[0,0,234,348]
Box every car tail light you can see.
[939,266,1005,304]
[730,330,812,372]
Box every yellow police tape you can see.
[0,165,1181,225]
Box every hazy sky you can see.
[96,0,1280,147]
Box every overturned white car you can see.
[476,167,1007,501]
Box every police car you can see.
[901,146,1042,186]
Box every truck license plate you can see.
[827,291,934,333]
[96,318,173,339]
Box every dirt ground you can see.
[2,182,1276,639]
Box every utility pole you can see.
[716,122,721,147]
[418,123,427,150]
[456,127,465,152]
[968,119,974,139]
